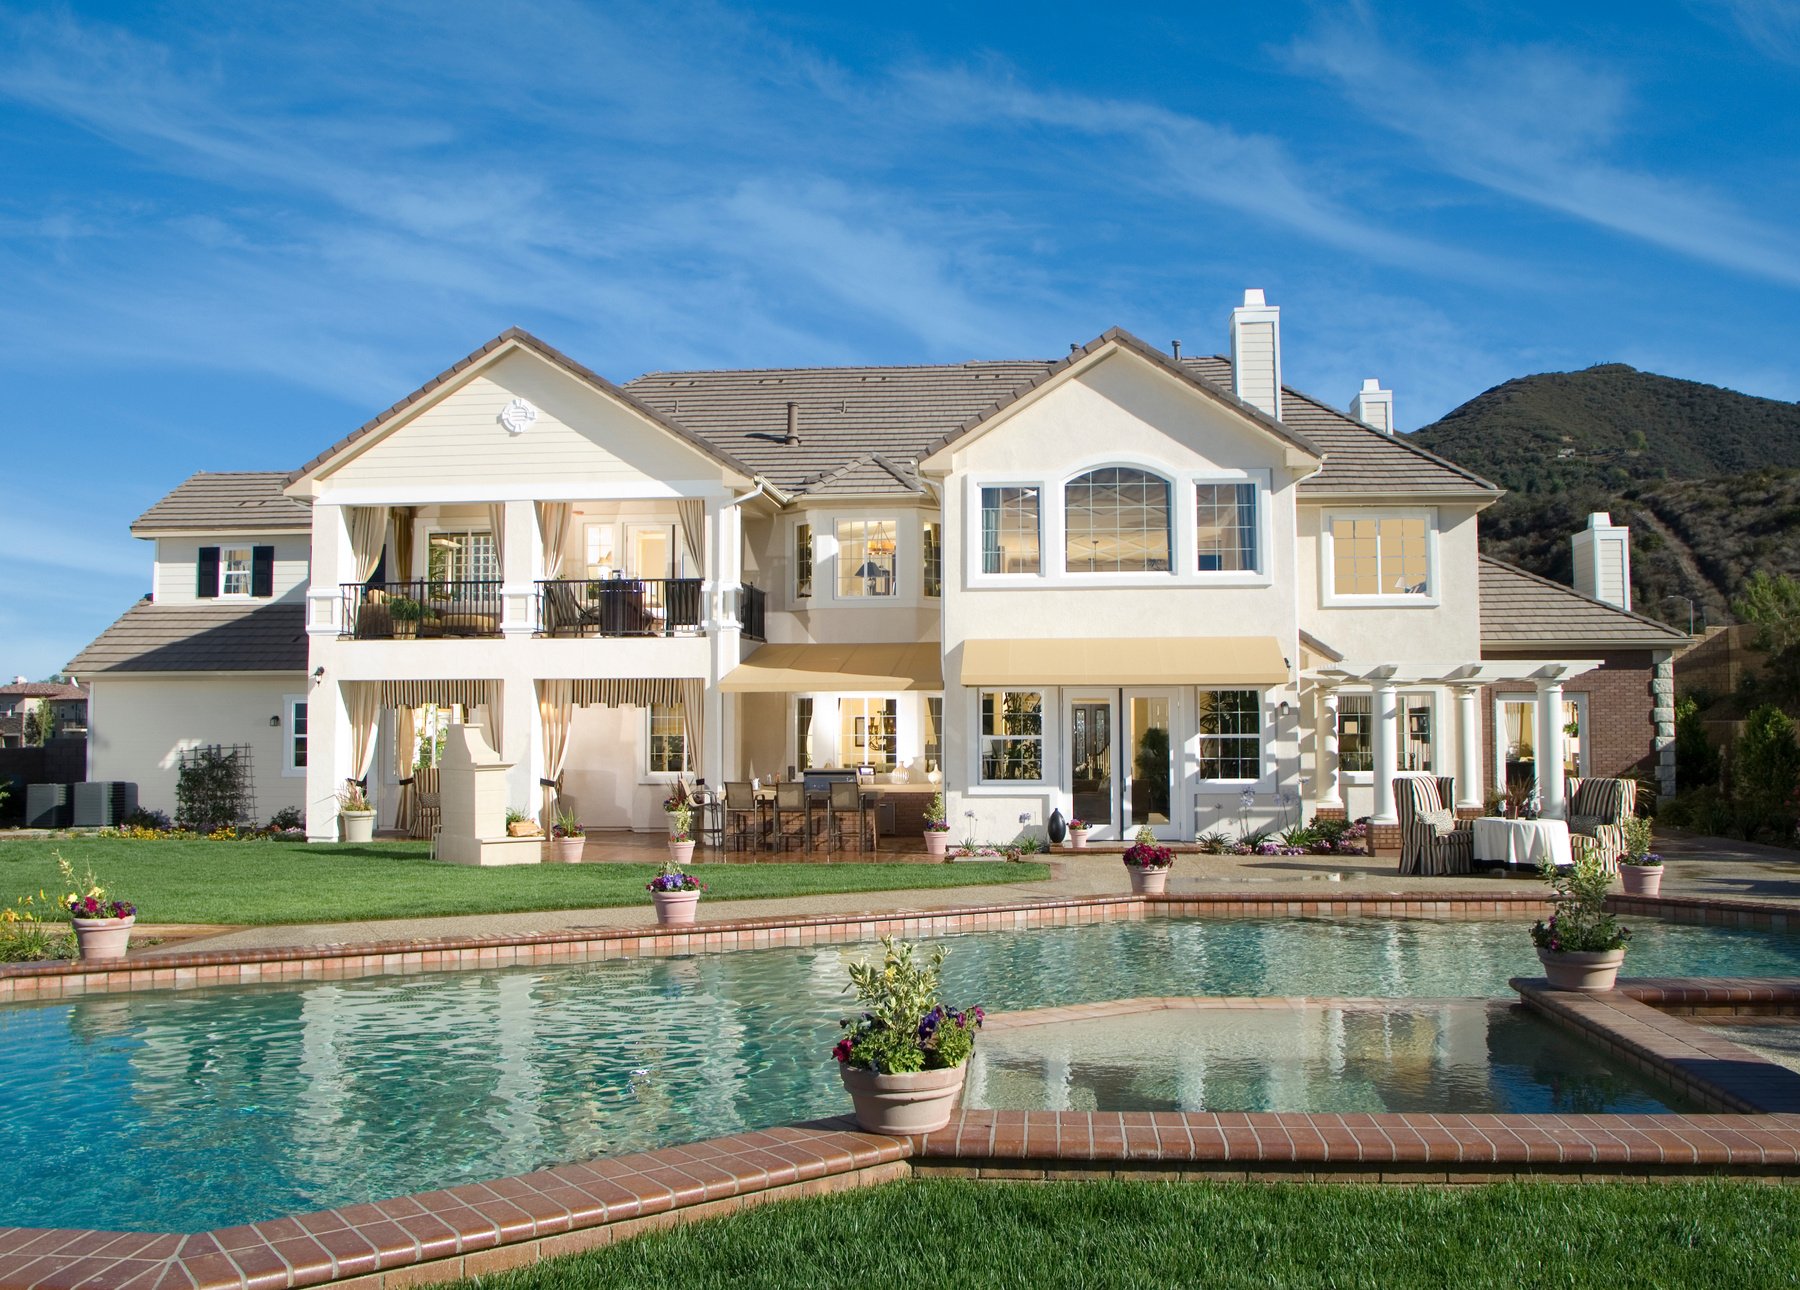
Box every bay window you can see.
[836,518,896,597]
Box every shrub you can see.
[1531,851,1630,953]
[267,807,304,832]
[1734,704,1800,839]
[121,806,173,831]
[1673,695,1721,792]
[832,937,982,1074]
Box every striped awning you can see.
[377,679,500,710]
[568,677,699,708]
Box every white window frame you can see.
[1062,463,1176,578]
[1194,688,1264,786]
[922,519,943,599]
[968,480,1045,583]
[282,696,308,777]
[220,547,253,598]
[1191,473,1270,583]
[792,520,814,602]
[1338,690,1375,785]
[425,526,501,584]
[1319,507,1440,607]
[644,703,689,780]
[1492,691,1588,793]
[831,515,901,602]
[583,522,617,579]
[975,688,1048,785]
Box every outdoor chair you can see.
[827,780,876,854]
[1567,777,1637,873]
[412,767,441,841]
[542,581,607,636]
[1395,776,1473,876]
[771,781,812,853]
[723,781,762,852]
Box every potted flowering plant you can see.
[1616,816,1662,896]
[1121,826,1174,894]
[387,595,425,639]
[550,807,585,863]
[662,779,692,835]
[1067,817,1092,849]
[922,790,950,858]
[667,799,696,864]
[647,860,706,924]
[337,784,376,843]
[1530,849,1631,991]
[58,852,136,961]
[833,936,983,1135]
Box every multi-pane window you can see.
[221,548,253,596]
[979,690,1044,782]
[836,518,897,597]
[584,523,616,578]
[840,697,898,769]
[288,700,308,771]
[1065,468,1171,573]
[1197,690,1261,781]
[1196,483,1258,572]
[429,531,499,584]
[794,697,813,771]
[1337,695,1374,772]
[1403,694,1434,771]
[922,521,942,597]
[647,704,687,774]
[980,487,1040,574]
[1330,514,1430,597]
[794,523,813,599]
[924,696,944,773]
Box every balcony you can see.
[341,581,505,640]
[536,578,703,638]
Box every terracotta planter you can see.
[340,811,376,843]
[1537,947,1626,992]
[1619,863,1663,897]
[1070,829,1092,850]
[667,839,696,864]
[652,889,700,925]
[839,1062,967,1135]
[550,835,585,863]
[72,914,135,962]
[1127,864,1170,895]
[923,831,950,857]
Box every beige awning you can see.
[720,642,943,692]
[959,637,1289,687]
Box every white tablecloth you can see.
[1471,817,1572,868]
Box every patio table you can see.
[1472,817,1572,870]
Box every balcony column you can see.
[705,495,740,787]
[500,500,538,638]
[307,503,351,638]
[1370,677,1400,825]
[303,677,347,842]
[1535,675,1568,820]
[1454,684,1484,811]
[1316,688,1343,812]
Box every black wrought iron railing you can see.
[340,580,504,640]
[741,582,767,641]
[536,578,704,637]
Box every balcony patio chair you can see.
[541,580,606,636]
[771,781,812,853]
[1567,777,1636,874]
[827,779,876,854]
[1395,776,1473,877]
[722,781,762,853]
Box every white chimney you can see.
[1572,512,1631,610]
[1228,288,1282,420]
[1350,378,1394,435]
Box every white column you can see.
[500,500,537,637]
[1371,679,1400,825]
[1536,677,1567,820]
[306,503,351,638]
[1317,689,1343,811]
[1454,685,1483,810]
[304,678,347,842]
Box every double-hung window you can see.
[647,704,687,774]
[840,697,898,769]
[220,548,253,597]
[1195,483,1258,573]
[979,487,1040,574]
[1197,690,1261,781]
[836,518,897,597]
[978,690,1044,782]
[285,699,308,774]
[1326,513,1432,601]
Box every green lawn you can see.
[0,838,1048,926]
[441,1178,1800,1290]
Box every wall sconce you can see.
[312,666,326,682]
[1278,700,1291,717]
[269,715,281,727]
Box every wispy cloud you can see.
[1691,0,1800,63]
[1287,14,1800,288]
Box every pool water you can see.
[7,917,1798,1231]
[968,1001,1688,1116]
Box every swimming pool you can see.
[8,916,1798,1231]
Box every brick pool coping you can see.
[3,890,1791,1004]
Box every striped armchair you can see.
[1395,775,1474,876]
[1567,777,1637,873]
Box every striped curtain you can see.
[566,678,692,708]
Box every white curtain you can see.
[393,706,417,831]
[346,507,388,582]
[392,507,416,583]
[537,502,571,581]
[487,503,508,574]
[538,680,574,828]
[346,682,382,787]
[675,500,706,577]
[679,677,705,779]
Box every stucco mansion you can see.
[70,291,1685,846]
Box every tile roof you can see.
[67,601,308,675]
[1478,557,1690,649]
[131,472,313,535]
[0,682,86,701]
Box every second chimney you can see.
[1228,289,1282,420]
[785,401,801,445]
[1351,378,1394,435]
[1572,512,1632,610]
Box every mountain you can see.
[1409,365,1800,629]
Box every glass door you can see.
[1124,690,1177,838]
[1069,697,1116,837]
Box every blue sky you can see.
[2,0,1797,679]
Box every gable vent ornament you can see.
[498,398,538,436]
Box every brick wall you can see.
[1481,651,1658,797]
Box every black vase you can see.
[1047,809,1068,844]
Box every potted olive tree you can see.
[1531,850,1631,991]
[833,937,983,1135]
[922,790,950,858]
[1616,816,1663,897]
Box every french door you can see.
[1065,689,1181,839]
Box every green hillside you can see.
[1409,366,1800,627]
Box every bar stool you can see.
[827,780,875,853]
[772,781,811,853]
[723,782,761,853]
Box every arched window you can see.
[1064,467,1171,573]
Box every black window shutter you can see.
[251,546,275,598]
[197,547,220,598]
